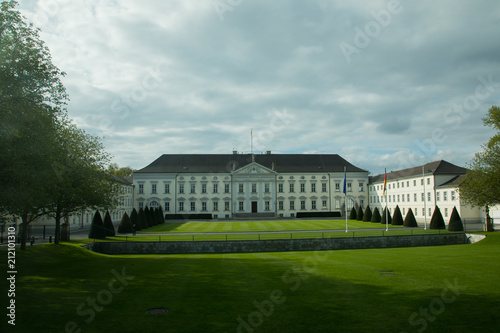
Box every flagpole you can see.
[423,166,427,230]
[385,168,389,232]
[251,129,253,154]
[344,166,348,233]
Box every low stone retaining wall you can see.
[84,233,486,255]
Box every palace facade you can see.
[133,152,370,218]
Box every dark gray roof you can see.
[135,153,368,174]
[110,174,134,186]
[369,160,467,184]
[437,174,468,188]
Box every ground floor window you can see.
[191,202,196,212]
[179,202,184,212]
[202,201,207,211]
[278,201,284,210]
[265,201,270,211]
[300,200,306,210]
[312,200,316,210]
[165,202,170,212]
[225,201,230,211]
[213,201,218,211]
[239,201,244,211]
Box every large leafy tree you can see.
[460,106,500,231]
[0,0,68,250]
[107,163,136,178]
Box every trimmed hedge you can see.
[118,212,133,234]
[448,207,464,231]
[296,212,341,218]
[371,207,381,223]
[381,207,392,225]
[403,208,418,227]
[88,210,106,239]
[363,206,372,222]
[391,206,404,225]
[103,210,116,237]
[139,208,148,229]
[349,207,357,220]
[356,206,364,221]
[165,214,213,220]
[130,208,141,231]
[430,206,446,229]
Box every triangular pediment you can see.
[232,162,276,175]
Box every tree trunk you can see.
[485,204,494,232]
[54,205,61,244]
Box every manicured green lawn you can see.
[3,232,500,333]
[139,219,404,234]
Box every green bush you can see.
[139,208,148,229]
[130,208,141,231]
[381,207,392,225]
[391,206,404,225]
[430,206,446,229]
[117,212,133,234]
[103,210,115,236]
[356,206,364,221]
[403,208,418,227]
[448,207,464,231]
[371,207,381,222]
[158,206,165,224]
[349,207,357,220]
[151,207,158,226]
[88,210,106,239]
[363,206,372,222]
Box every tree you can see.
[459,106,500,231]
[448,207,464,232]
[88,210,106,239]
[403,208,418,227]
[158,206,165,224]
[107,163,135,178]
[139,208,148,229]
[371,207,381,223]
[391,206,404,225]
[381,207,392,225]
[118,212,133,234]
[103,211,115,237]
[356,206,364,221]
[363,206,372,222]
[430,206,445,229]
[349,207,357,220]
[0,1,68,250]
[130,208,141,231]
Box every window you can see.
[138,184,144,194]
[401,182,404,188]
[311,183,316,193]
[179,202,184,212]
[239,201,244,211]
[397,182,400,188]
[225,201,230,211]
[322,183,327,193]
[179,184,184,194]
[301,200,306,210]
[403,208,406,215]
[335,182,340,192]
[265,201,270,211]
[324,200,329,209]
[445,208,448,217]
[213,202,218,211]
[289,183,294,193]
[239,184,244,193]
[427,178,431,185]
[414,193,417,202]
[225,184,230,194]
[278,183,284,193]
[436,192,440,201]
[444,191,448,201]
[421,193,424,202]
[190,183,196,194]
[422,208,425,216]
[389,196,391,203]
[415,208,417,216]
[407,194,410,202]
[202,201,207,211]
[213,183,218,194]
[265,183,270,193]
[300,183,305,193]
[139,202,143,209]
[190,202,196,211]
[347,182,352,192]
[165,202,170,212]
[202,184,207,194]
[312,200,317,210]
[359,182,364,192]
[151,184,157,194]
[429,208,432,216]
[413,180,417,186]
[278,201,284,210]
[290,201,295,210]
[164,184,170,194]
[451,191,456,201]
[407,181,410,187]
[421,179,424,185]
[427,192,431,202]
[397,194,400,202]
[252,183,257,193]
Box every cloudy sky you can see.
[17,0,500,175]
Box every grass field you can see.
[3,230,500,333]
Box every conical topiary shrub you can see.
[371,207,381,222]
[403,208,418,227]
[363,206,372,222]
[103,210,116,237]
[349,207,357,220]
[448,207,464,231]
[381,207,392,225]
[430,206,446,229]
[88,210,106,239]
[158,206,165,224]
[130,208,141,231]
[391,206,404,225]
[356,206,364,221]
[150,207,158,226]
[118,212,133,234]
[139,208,148,229]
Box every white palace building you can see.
[133,153,485,224]
[133,152,369,219]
